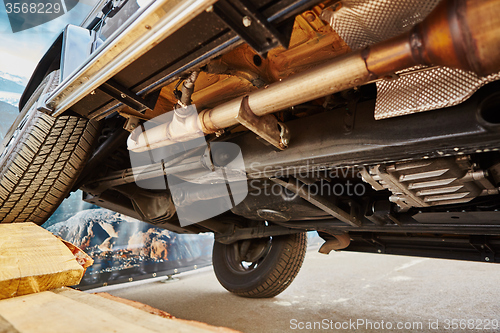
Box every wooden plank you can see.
[93,292,239,333]
[0,313,19,333]
[0,288,239,333]
[0,289,154,333]
[0,223,84,300]
[95,292,175,319]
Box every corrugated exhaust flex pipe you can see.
[128,0,500,152]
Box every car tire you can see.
[0,71,98,224]
[213,232,307,298]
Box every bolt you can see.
[305,12,316,22]
[120,93,126,99]
[152,273,157,277]
[242,16,252,27]
[205,5,213,12]
[90,90,96,95]
[145,25,151,30]
[377,249,382,253]
[218,153,230,162]
[485,257,490,262]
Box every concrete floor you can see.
[107,250,500,333]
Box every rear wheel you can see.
[213,232,307,298]
[0,72,98,224]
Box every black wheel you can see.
[0,71,98,224]
[213,233,307,298]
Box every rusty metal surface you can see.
[318,234,351,254]
[236,96,287,150]
[154,6,349,118]
[458,0,500,76]
[216,7,350,83]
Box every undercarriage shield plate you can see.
[375,67,500,120]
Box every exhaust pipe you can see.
[128,0,500,152]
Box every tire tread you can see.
[214,233,307,298]
[0,110,98,224]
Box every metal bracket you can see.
[99,79,156,112]
[365,200,401,226]
[215,225,304,244]
[101,0,125,18]
[36,93,54,115]
[119,107,154,132]
[343,97,359,134]
[213,0,288,55]
[363,233,386,253]
[123,116,140,132]
[119,107,152,121]
[470,235,496,262]
[236,96,289,150]
[35,71,61,115]
[270,177,362,227]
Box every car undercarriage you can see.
[2,0,500,297]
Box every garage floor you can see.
[106,250,500,332]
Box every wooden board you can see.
[0,223,85,300]
[0,288,239,333]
